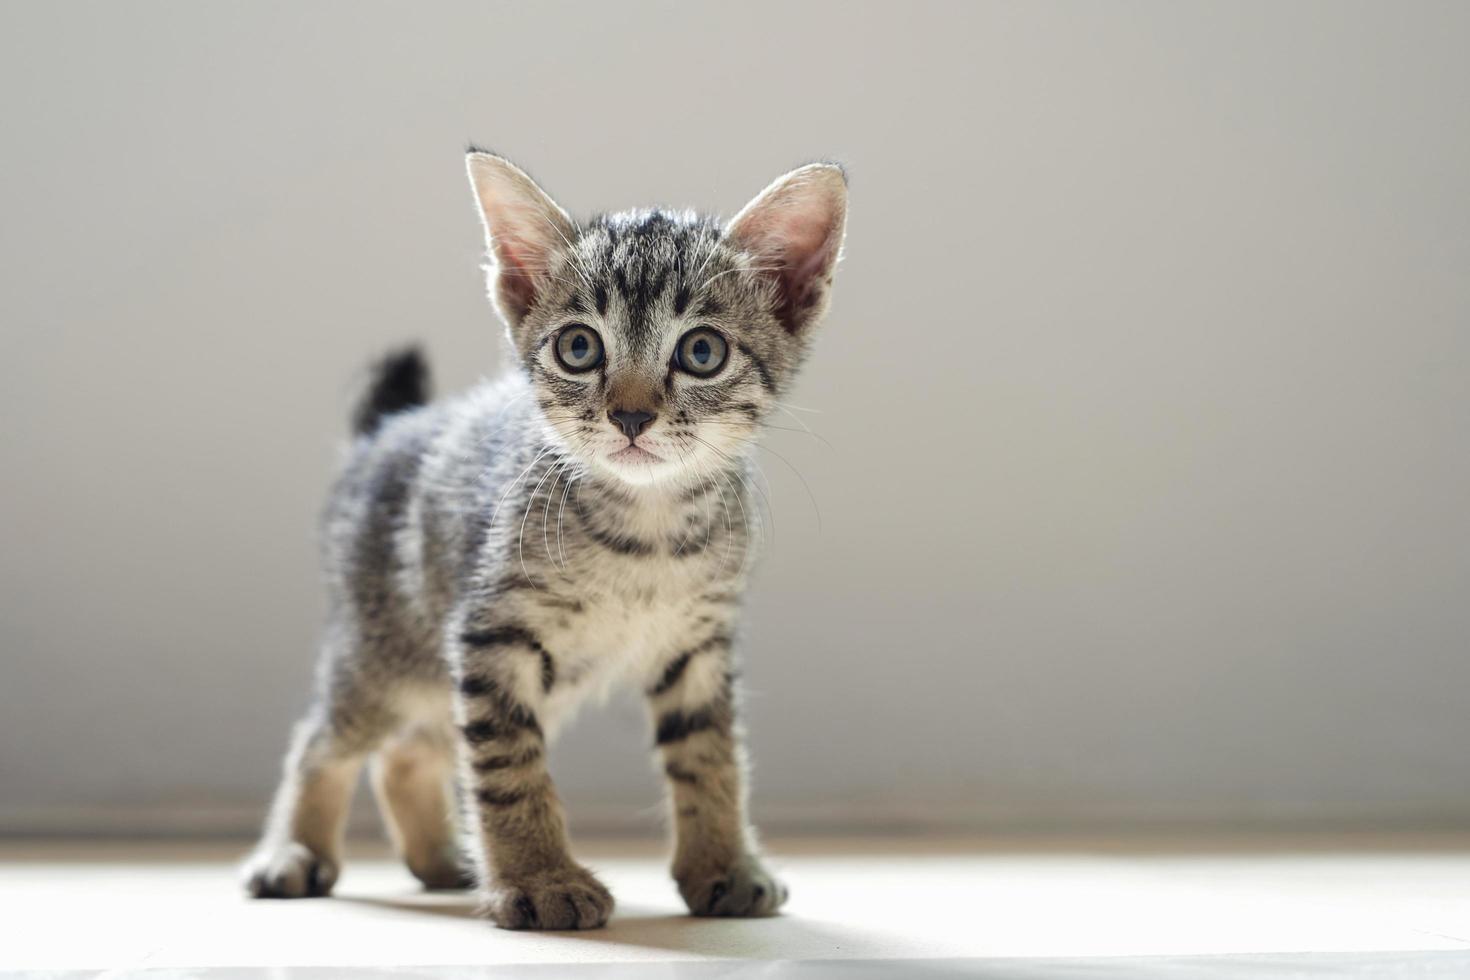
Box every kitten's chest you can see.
[495,473,749,694]
[541,553,723,660]
[524,564,717,722]
[553,588,691,664]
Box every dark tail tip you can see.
[352,346,430,437]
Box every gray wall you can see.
[3,1,1468,835]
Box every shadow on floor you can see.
[334,893,900,959]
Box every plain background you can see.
[2,0,1467,837]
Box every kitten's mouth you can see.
[609,444,664,465]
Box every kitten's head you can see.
[466,151,846,488]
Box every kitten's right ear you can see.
[465,151,577,328]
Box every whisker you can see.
[700,419,834,447]
[540,460,569,580]
[771,404,835,450]
[700,264,783,289]
[685,433,772,539]
[487,444,558,536]
[555,466,580,570]
[517,456,564,589]
[755,441,822,536]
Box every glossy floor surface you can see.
[3,834,1469,977]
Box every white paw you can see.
[243,842,339,898]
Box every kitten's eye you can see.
[554,323,604,373]
[674,327,728,377]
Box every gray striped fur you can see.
[242,153,847,929]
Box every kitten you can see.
[242,151,847,929]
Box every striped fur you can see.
[242,153,846,929]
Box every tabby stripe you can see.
[472,745,543,773]
[577,514,655,556]
[476,787,530,807]
[664,762,700,785]
[460,625,540,649]
[481,576,581,612]
[649,634,731,696]
[457,674,537,719]
[460,625,558,693]
[461,720,507,744]
[651,652,692,697]
[734,340,774,390]
[681,478,717,502]
[459,693,541,739]
[655,707,722,745]
[458,675,494,697]
[530,361,592,398]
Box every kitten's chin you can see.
[594,445,676,487]
[609,444,664,466]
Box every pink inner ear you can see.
[784,227,836,297]
[740,198,840,331]
[494,237,541,318]
[484,197,566,318]
[468,152,576,323]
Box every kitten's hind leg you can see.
[243,712,365,898]
[371,724,474,890]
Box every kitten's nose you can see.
[609,409,656,440]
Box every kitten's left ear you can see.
[466,151,577,331]
[726,163,848,333]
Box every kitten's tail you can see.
[352,346,430,436]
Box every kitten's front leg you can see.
[453,624,612,930]
[647,632,788,917]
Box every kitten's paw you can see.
[243,842,339,898]
[678,855,788,917]
[412,860,477,891]
[407,848,477,891]
[483,865,614,930]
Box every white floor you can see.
[3,833,1470,977]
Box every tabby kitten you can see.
[242,151,847,930]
